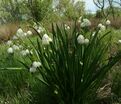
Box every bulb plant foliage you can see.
[22,22,121,104]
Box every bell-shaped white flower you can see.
[12,45,20,50]
[16,28,24,37]
[100,25,106,31]
[106,20,111,25]
[37,29,41,33]
[42,34,52,45]
[118,40,121,43]
[6,40,13,46]
[30,67,37,73]
[7,47,14,54]
[20,49,30,56]
[32,61,41,68]
[77,35,85,44]
[25,49,30,54]
[24,33,27,36]
[98,23,103,28]
[27,31,32,36]
[84,38,89,44]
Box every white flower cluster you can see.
[98,23,106,31]
[81,18,91,27]
[15,28,33,39]
[30,61,41,72]
[6,39,32,56]
[20,49,32,56]
[7,42,22,54]
[77,34,89,45]
[42,34,52,45]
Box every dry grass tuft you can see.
[0,22,19,42]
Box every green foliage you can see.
[111,68,121,103]
[27,0,53,22]
[22,23,121,104]
[0,0,29,23]
[56,0,85,20]
[29,78,57,104]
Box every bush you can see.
[21,20,121,104]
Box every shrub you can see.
[22,21,121,104]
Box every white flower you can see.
[106,20,111,25]
[77,35,85,44]
[30,67,37,73]
[20,50,27,56]
[37,29,41,33]
[65,24,70,30]
[24,33,27,36]
[54,90,58,94]
[100,25,106,31]
[118,40,121,43]
[20,49,30,56]
[84,38,89,44]
[66,26,70,30]
[32,61,41,68]
[6,40,13,46]
[98,23,106,31]
[81,18,91,27]
[98,23,103,28]
[42,34,52,45]
[25,49,30,54]
[7,47,14,54]
[16,28,24,37]
[12,45,20,50]
[80,61,83,66]
[38,26,44,32]
[27,31,32,36]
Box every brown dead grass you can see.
[0,22,20,42]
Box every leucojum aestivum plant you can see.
[21,18,121,104]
